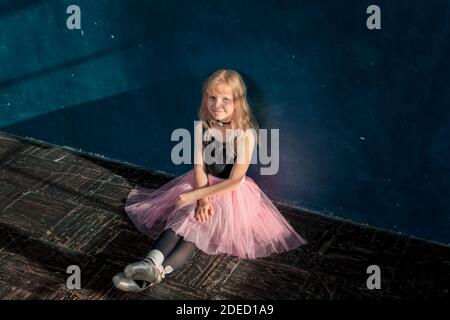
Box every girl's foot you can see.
[112,272,151,293]
[124,259,174,285]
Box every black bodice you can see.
[202,128,236,179]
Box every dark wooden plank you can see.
[0,280,34,300]
[0,152,65,183]
[0,178,28,212]
[139,278,213,300]
[1,131,449,300]
[212,258,310,299]
[0,226,31,264]
[74,179,133,214]
[96,228,155,267]
[164,251,230,289]
[41,205,125,256]
[0,239,89,296]
[0,191,76,239]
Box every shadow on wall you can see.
[0,71,271,178]
[0,41,140,91]
[0,0,46,19]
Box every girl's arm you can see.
[194,164,209,194]
[175,130,255,208]
[193,121,209,202]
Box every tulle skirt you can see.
[124,169,307,259]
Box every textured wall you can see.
[1,0,449,244]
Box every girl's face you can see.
[206,84,236,122]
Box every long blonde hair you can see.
[198,69,259,132]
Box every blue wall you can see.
[1,0,449,245]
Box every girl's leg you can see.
[123,229,196,284]
[123,228,184,285]
[152,228,182,257]
[162,239,197,272]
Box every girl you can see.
[113,69,307,292]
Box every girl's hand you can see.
[194,199,214,223]
[175,191,198,209]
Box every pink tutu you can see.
[124,169,307,259]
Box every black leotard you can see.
[202,127,236,179]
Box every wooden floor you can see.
[0,131,449,300]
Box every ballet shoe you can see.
[124,259,175,285]
[112,272,151,293]
[124,260,163,285]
